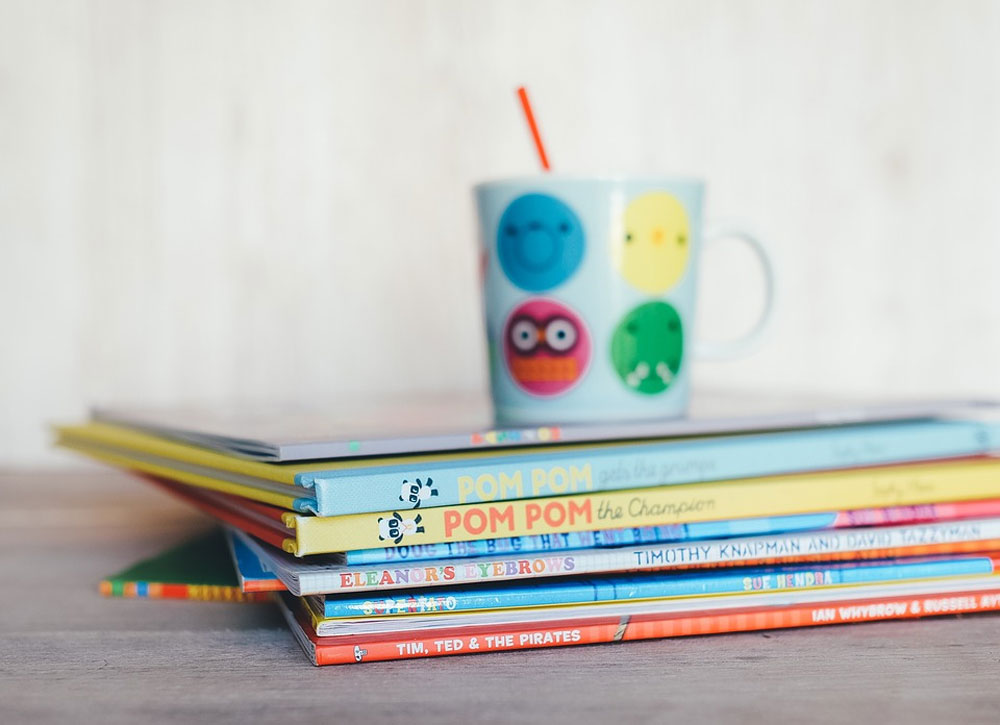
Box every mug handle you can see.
[693,223,776,360]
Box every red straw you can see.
[516,86,551,171]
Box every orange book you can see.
[278,581,1000,665]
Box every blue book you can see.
[226,528,283,592]
[342,512,840,564]
[318,555,997,619]
[296,419,1000,516]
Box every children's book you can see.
[307,554,998,630]
[229,514,1000,596]
[90,392,997,461]
[142,457,1000,555]
[99,528,274,601]
[277,578,1000,665]
[55,417,1000,516]
[341,500,1000,565]
[226,530,284,593]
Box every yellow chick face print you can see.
[616,191,691,294]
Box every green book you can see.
[99,528,272,602]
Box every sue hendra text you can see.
[457,464,592,503]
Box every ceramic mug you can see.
[474,176,774,425]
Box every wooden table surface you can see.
[3,469,1000,724]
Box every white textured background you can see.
[2,0,999,465]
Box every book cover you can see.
[277,579,1000,665]
[57,438,303,511]
[92,392,996,461]
[226,529,285,593]
[142,474,297,553]
[99,528,272,602]
[56,418,1000,516]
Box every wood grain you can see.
[2,469,999,724]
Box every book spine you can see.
[320,556,997,619]
[240,579,286,593]
[300,517,1000,593]
[343,500,1000,565]
[306,587,1000,665]
[830,499,1000,527]
[287,459,1000,554]
[98,579,271,602]
[305,421,997,515]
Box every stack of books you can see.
[58,396,1000,665]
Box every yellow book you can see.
[54,421,629,513]
[58,438,307,510]
[56,421,502,485]
[55,419,1000,518]
[58,430,1000,555]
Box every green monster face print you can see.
[611,301,683,395]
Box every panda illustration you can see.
[353,645,368,663]
[377,512,425,544]
[399,477,439,508]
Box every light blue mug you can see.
[474,176,774,425]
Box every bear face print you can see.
[503,298,591,397]
[616,191,690,294]
[611,301,684,395]
[399,478,438,508]
[377,512,425,545]
[497,193,585,292]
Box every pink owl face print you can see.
[502,298,591,397]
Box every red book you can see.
[278,582,1000,665]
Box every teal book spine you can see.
[296,420,1000,516]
